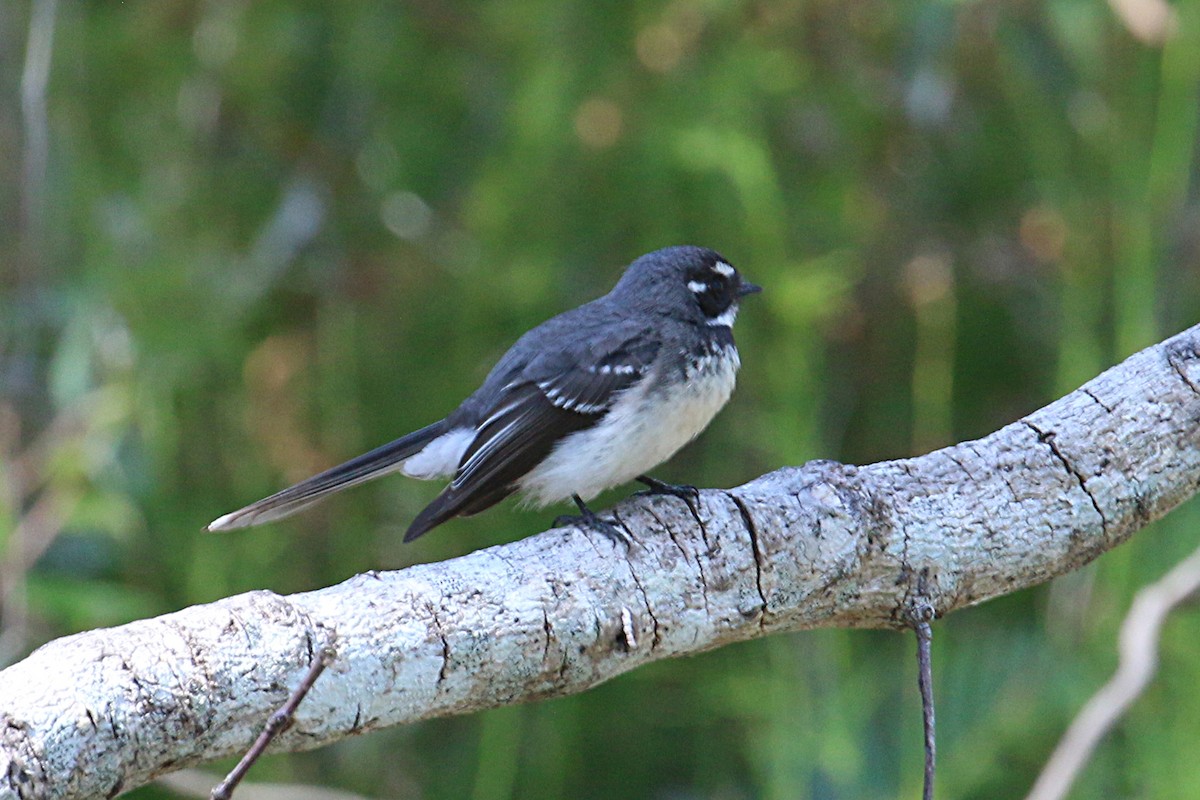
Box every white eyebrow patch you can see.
[712,261,735,277]
[687,280,707,293]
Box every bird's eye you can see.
[688,273,735,318]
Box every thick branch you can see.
[4,325,1200,799]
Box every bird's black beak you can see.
[737,281,762,298]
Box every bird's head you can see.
[612,246,761,327]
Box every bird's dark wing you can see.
[403,327,660,541]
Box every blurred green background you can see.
[3,1,1200,798]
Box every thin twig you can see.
[908,587,937,800]
[915,616,935,800]
[1025,540,1200,800]
[0,488,78,665]
[160,767,374,799]
[0,404,83,665]
[211,640,338,800]
[19,0,58,283]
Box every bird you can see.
[206,245,760,543]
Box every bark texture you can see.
[3,324,1200,800]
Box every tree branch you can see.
[1024,536,1200,800]
[4,323,1200,800]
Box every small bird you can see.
[207,246,760,542]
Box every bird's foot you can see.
[634,475,701,519]
[554,494,632,547]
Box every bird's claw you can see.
[634,475,702,519]
[555,495,633,547]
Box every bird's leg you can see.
[635,475,701,520]
[554,494,632,547]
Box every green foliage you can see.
[2,1,1199,797]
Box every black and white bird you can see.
[207,246,760,542]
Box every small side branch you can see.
[909,596,936,800]
[1025,539,1200,800]
[211,636,337,800]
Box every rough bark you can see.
[3,324,1200,800]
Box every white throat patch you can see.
[707,305,738,327]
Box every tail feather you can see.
[403,483,516,542]
[207,420,447,532]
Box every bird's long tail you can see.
[206,420,447,531]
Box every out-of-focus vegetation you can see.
[2,1,1199,798]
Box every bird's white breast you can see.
[517,345,741,506]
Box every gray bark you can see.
[3,324,1200,800]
